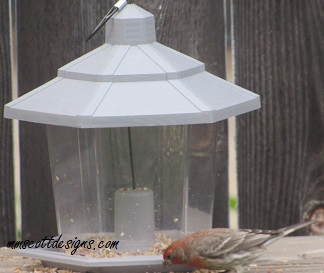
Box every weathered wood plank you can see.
[233,0,324,232]
[247,236,324,272]
[0,0,15,246]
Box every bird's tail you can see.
[279,219,318,236]
[264,219,318,247]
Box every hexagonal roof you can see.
[4,4,260,128]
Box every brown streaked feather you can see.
[192,230,246,257]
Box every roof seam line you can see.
[137,44,168,75]
[168,80,204,112]
[6,78,64,107]
[111,45,131,77]
[80,83,114,120]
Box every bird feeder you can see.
[4,3,260,272]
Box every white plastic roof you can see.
[4,4,260,128]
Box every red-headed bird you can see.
[163,220,317,273]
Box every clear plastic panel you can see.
[47,124,216,251]
[47,126,103,234]
[187,124,218,232]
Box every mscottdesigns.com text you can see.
[7,234,119,255]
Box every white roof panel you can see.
[113,46,166,81]
[94,81,201,117]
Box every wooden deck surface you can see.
[247,236,324,272]
[0,236,323,273]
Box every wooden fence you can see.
[0,0,323,246]
[234,0,324,232]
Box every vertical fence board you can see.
[137,0,228,227]
[0,0,15,246]
[233,0,324,233]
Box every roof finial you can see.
[86,0,128,41]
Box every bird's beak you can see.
[163,260,172,269]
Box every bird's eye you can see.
[166,254,171,260]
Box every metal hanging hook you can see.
[86,0,128,41]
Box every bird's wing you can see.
[191,229,247,257]
[234,229,276,251]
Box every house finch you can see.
[163,220,317,273]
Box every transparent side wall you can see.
[46,125,216,249]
